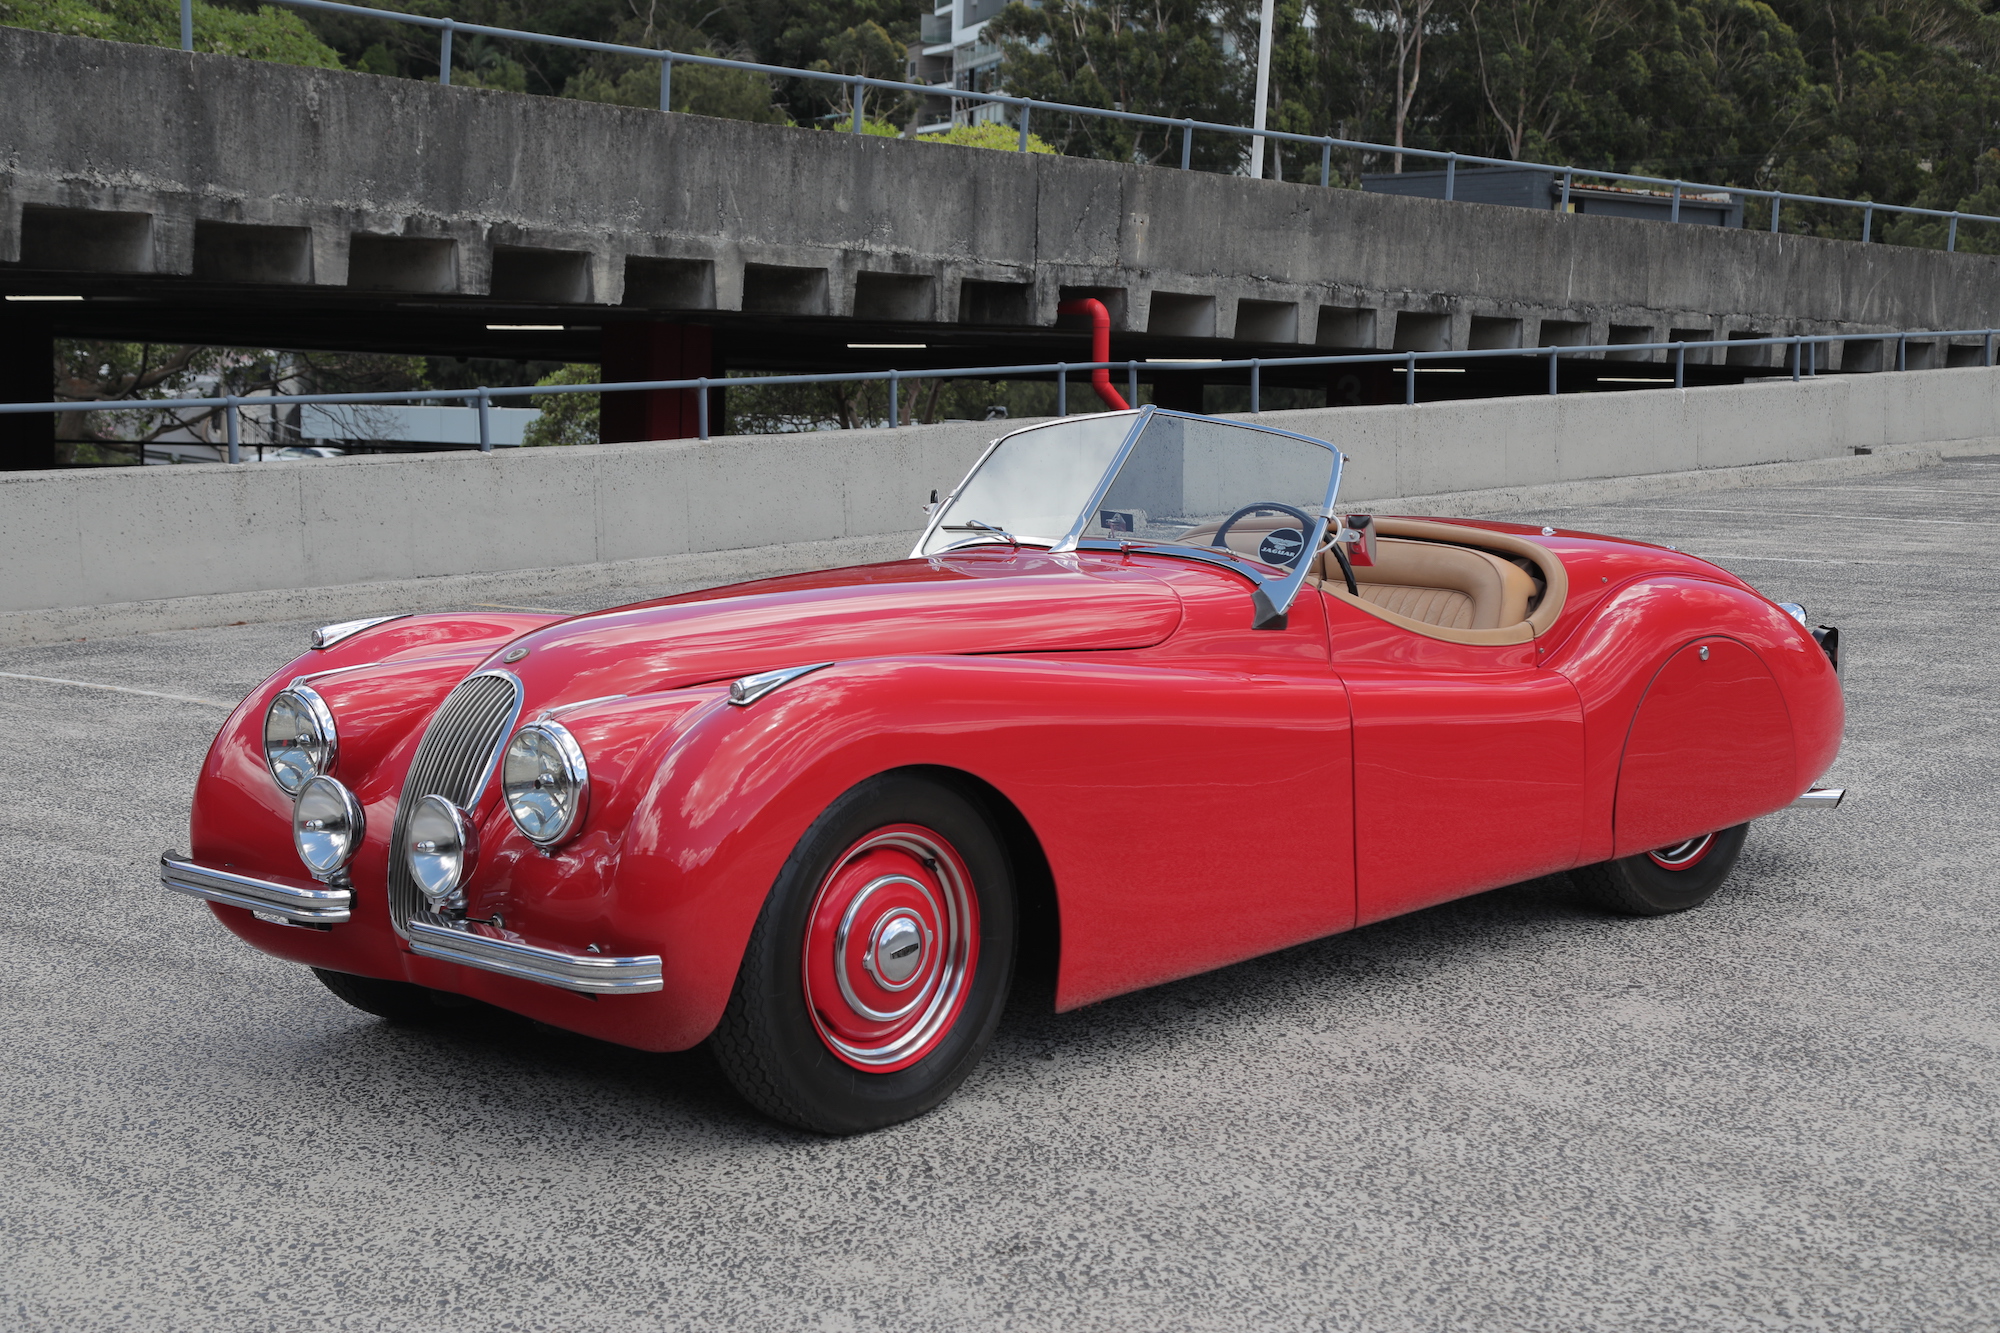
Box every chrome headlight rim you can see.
[405,794,479,910]
[501,721,591,849]
[264,684,338,796]
[293,774,365,880]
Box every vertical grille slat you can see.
[386,670,524,932]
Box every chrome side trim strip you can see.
[405,914,663,995]
[728,662,833,706]
[311,614,410,650]
[160,853,352,924]
[1787,786,1845,811]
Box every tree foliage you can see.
[987,0,2000,238]
[49,342,428,464]
[13,0,1993,233]
[1,0,343,65]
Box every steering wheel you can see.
[1212,502,1316,569]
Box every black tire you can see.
[1571,822,1751,917]
[312,967,442,1023]
[710,773,1018,1135]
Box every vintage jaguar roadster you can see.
[163,408,1844,1133]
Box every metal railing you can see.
[164,0,1997,251]
[8,327,1993,462]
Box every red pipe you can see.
[1056,298,1131,410]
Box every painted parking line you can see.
[0,670,237,709]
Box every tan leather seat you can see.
[1327,538,1537,630]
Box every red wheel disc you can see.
[1646,833,1717,871]
[801,824,980,1073]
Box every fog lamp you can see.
[406,795,479,910]
[293,775,364,880]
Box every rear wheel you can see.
[312,967,443,1023]
[1571,823,1751,916]
[710,773,1017,1135]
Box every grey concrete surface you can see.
[7,367,1999,625]
[4,460,1998,1331]
[6,26,2000,354]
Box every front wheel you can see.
[710,773,1017,1135]
[1571,823,1750,916]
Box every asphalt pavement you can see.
[3,459,1996,1331]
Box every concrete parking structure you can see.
[2,454,1996,1330]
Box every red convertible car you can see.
[163,409,1844,1133]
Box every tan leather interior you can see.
[1342,540,1535,631]
[1310,518,1570,646]
[1149,510,1570,646]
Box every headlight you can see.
[501,722,590,848]
[265,686,337,795]
[405,795,478,909]
[293,775,364,879]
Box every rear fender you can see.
[1545,577,1842,863]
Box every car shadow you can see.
[255,856,1790,1142]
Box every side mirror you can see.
[1339,513,1377,567]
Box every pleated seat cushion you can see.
[1339,539,1537,630]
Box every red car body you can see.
[176,513,1842,1056]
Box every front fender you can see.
[597,658,1018,1051]
[587,648,1353,1048]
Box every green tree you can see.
[49,342,426,464]
[919,121,1057,152]
[0,0,343,66]
[565,53,791,121]
[522,363,601,446]
[985,0,1249,168]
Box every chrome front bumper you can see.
[161,853,352,925]
[406,913,663,995]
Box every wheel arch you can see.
[599,657,1095,1050]
[897,764,1061,1002]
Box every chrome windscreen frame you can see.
[909,409,1144,558]
[916,406,1344,628]
[1065,409,1344,628]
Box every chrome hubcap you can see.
[803,826,978,1073]
[1647,833,1716,870]
[867,909,928,989]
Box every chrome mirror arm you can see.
[1250,450,1346,630]
[1251,512,1331,629]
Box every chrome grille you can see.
[387,670,523,932]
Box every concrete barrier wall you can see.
[5,367,1996,617]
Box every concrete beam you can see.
[3,26,1996,352]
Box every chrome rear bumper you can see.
[1787,786,1845,811]
[161,853,352,925]
[406,913,663,995]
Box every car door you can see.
[1011,568,1355,1011]
[1323,597,1587,927]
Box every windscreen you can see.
[1079,414,1338,570]
[919,413,1137,554]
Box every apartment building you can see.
[908,0,1012,133]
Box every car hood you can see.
[493,552,1184,705]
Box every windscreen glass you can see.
[920,413,1137,554]
[1079,414,1337,569]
